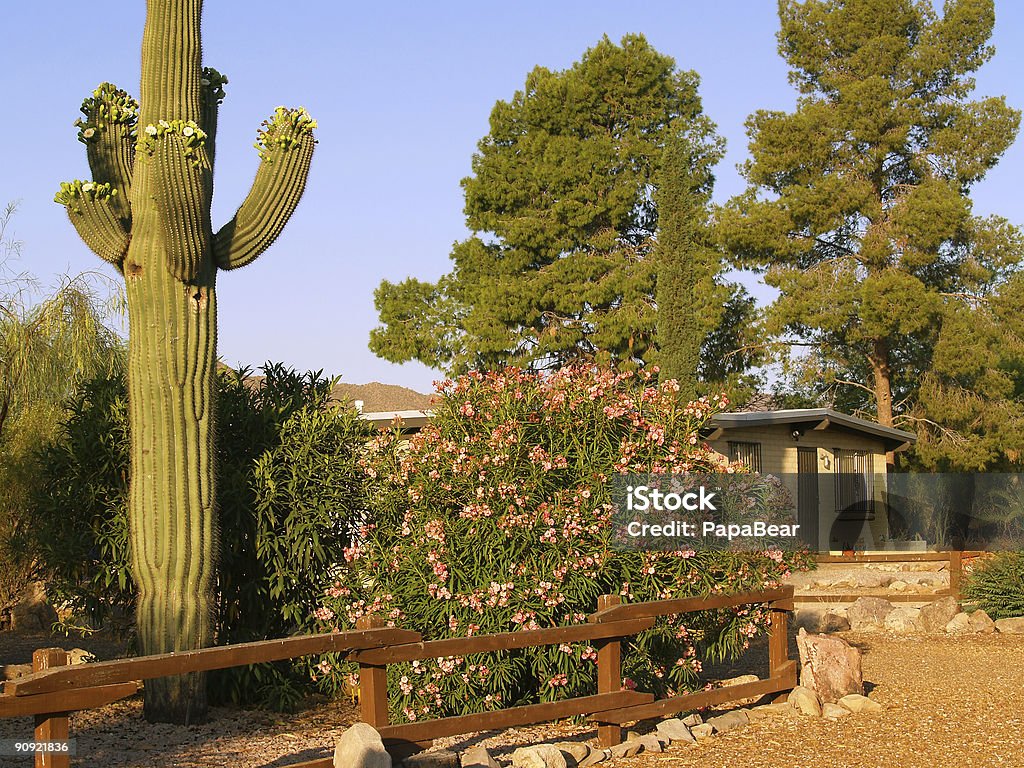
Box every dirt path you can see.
[2,632,1022,767]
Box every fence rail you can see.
[1,585,796,768]
[792,549,972,603]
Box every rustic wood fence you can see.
[0,585,795,768]
[793,549,986,603]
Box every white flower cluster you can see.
[254,106,318,159]
[136,119,208,165]
[54,179,117,207]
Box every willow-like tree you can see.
[54,0,316,723]
[719,0,1020,458]
[371,35,727,374]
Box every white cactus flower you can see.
[182,126,194,137]
[145,125,158,136]
[82,182,95,192]
[82,127,96,139]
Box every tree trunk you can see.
[868,337,895,469]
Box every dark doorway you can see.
[797,447,820,550]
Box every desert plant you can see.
[312,365,808,722]
[28,363,371,708]
[53,0,316,722]
[962,551,1024,620]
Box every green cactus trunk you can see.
[127,0,216,725]
[57,0,316,724]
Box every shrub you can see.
[312,365,808,723]
[28,363,373,708]
[962,551,1024,620]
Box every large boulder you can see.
[919,596,959,633]
[945,612,972,634]
[461,747,500,768]
[334,723,391,768]
[796,628,864,703]
[847,597,895,630]
[511,746,567,768]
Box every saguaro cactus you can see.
[55,0,315,724]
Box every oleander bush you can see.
[962,551,1024,620]
[312,365,809,722]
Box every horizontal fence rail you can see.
[794,550,968,604]
[1,584,797,767]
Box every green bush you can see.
[313,365,808,723]
[28,362,373,708]
[963,551,1024,620]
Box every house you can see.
[359,398,916,553]
[702,408,916,552]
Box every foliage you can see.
[654,131,715,402]
[27,363,372,709]
[0,201,124,621]
[54,1,317,722]
[372,35,742,376]
[962,551,1024,620]
[718,0,1021,445]
[312,365,807,722]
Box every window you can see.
[728,441,762,472]
[834,448,874,520]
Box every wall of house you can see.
[706,426,890,552]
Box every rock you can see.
[608,741,642,759]
[796,628,864,703]
[461,747,500,768]
[511,746,567,768]
[720,674,763,705]
[691,723,715,739]
[822,702,851,719]
[820,611,852,633]
[994,616,1024,634]
[656,718,695,743]
[404,752,459,768]
[945,612,972,634]
[578,750,607,768]
[838,693,882,714]
[637,735,664,753]
[884,606,923,634]
[847,597,895,630]
[681,713,703,727]
[968,610,996,634]
[555,743,591,763]
[706,709,749,733]
[788,685,823,717]
[334,723,391,768]
[919,596,960,633]
[848,571,885,588]
[67,648,97,665]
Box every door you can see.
[797,447,820,550]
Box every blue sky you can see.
[3,1,1022,394]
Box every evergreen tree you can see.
[371,35,727,374]
[718,0,1020,461]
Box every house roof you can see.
[330,382,435,413]
[358,403,915,451]
[706,407,916,452]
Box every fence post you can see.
[949,550,963,601]
[595,594,622,749]
[356,615,389,729]
[32,648,70,768]
[768,606,789,680]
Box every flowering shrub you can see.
[312,365,807,721]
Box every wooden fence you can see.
[793,549,983,603]
[0,586,795,768]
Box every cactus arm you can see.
[212,107,316,270]
[54,181,130,267]
[76,83,138,225]
[199,68,227,169]
[137,120,212,282]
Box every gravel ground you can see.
[2,631,1023,767]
